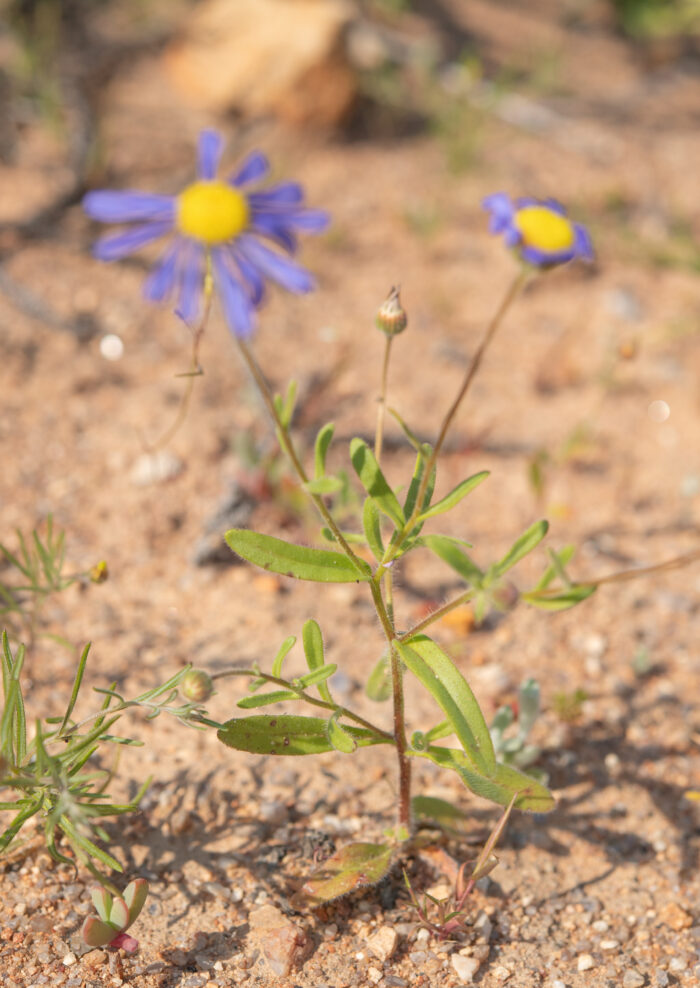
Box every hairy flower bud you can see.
[375,286,407,336]
[181,669,214,703]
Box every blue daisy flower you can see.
[482,193,593,268]
[83,130,329,338]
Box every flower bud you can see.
[375,286,407,336]
[89,561,108,584]
[181,669,214,703]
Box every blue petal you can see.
[251,213,298,253]
[238,235,315,294]
[253,207,330,233]
[83,191,175,223]
[574,224,594,261]
[520,244,575,267]
[197,130,223,181]
[229,151,270,187]
[212,249,255,339]
[248,183,304,208]
[93,221,172,261]
[541,198,568,216]
[143,239,183,302]
[482,193,513,220]
[503,226,521,248]
[231,247,266,305]
[177,241,204,324]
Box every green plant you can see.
[0,632,204,885]
[81,878,149,953]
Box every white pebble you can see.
[99,333,124,361]
[451,954,481,981]
[577,953,595,972]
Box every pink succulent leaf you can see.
[109,931,139,953]
[82,916,118,948]
[90,887,112,923]
[108,896,129,931]
[124,878,149,925]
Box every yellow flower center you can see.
[177,181,249,244]
[514,205,575,253]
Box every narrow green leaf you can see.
[237,690,300,709]
[411,745,555,812]
[321,527,368,545]
[349,439,405,529]
[225,529,371,583]
[396,636,495,773]
[325,711,357,753]
[420,535,482,585]
[217,715,388,756]
[522,584,596,611]
[401,447,435,527]
[271,636,296,678]
[417,471,490,522]
[534,545,576,591]
[298,842,393,905]
[387,407,424,453]
[362,497,385,561]
[424,719,454,743]
[303,476,343,496]
[59,643,91,737]
[274,379,298,429]
[493,520,549,578]
[365,653,391,702]
[302,619,332,703]
[295,664,337,691]
[60,816,123,871]
[314,422,335,479]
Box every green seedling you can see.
[81,879,149,954]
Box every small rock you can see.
[61,952,77,966]
[659,902,693,930]
[592,920,609,932]
[577,953,595,972]
[493,966,512,982]
[668,957,687,973]
[551,981,567,988]
[367,926,399,963]
[259,800,288,826]
[622,970,645,988]
[367,967,383,985]
[83,950,107,967]
[131,450,183,486]
[385,978,408,988]
[248,904,310,977]
[474,910,493,942]
[600,939,620,950]
[164,0,356,126]
[451,954,481,981]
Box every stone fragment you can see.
[474,910,493,942]
[83,949,107,967]
[367,926,399,963]
[367,967,383,985]
[577,953,594,972]
[131,450,183,486]
[164,0,357,126]
[451,954,481,981]
[659,902,693,930]
[248,904,310,977]
[622,970,645,988]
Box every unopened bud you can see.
[375,286,407,336]
[181,669,214,703]
[89,561,108,584]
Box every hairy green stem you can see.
[374,334,394,466]
[398,589,475,642]
[235,337,411,827]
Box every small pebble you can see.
[61,953,77,967]
[474,910,493,942]
[367,967,383,985]
[669,957,687,972]
[367,926,399,962]
[600,939,620,950]
[131,451,183,487]
[577,953,594,972]
[451,954,481,981]
[551,981,567,988]
[622,970,645,988]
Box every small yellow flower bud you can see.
[89,561,109,584]
[375,286,407,336]
[181,669,214,703]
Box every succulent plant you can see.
[81,879,149,954]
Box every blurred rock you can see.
[248,904,311,976]
[131,450,183,486]
[164,0,357,126]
